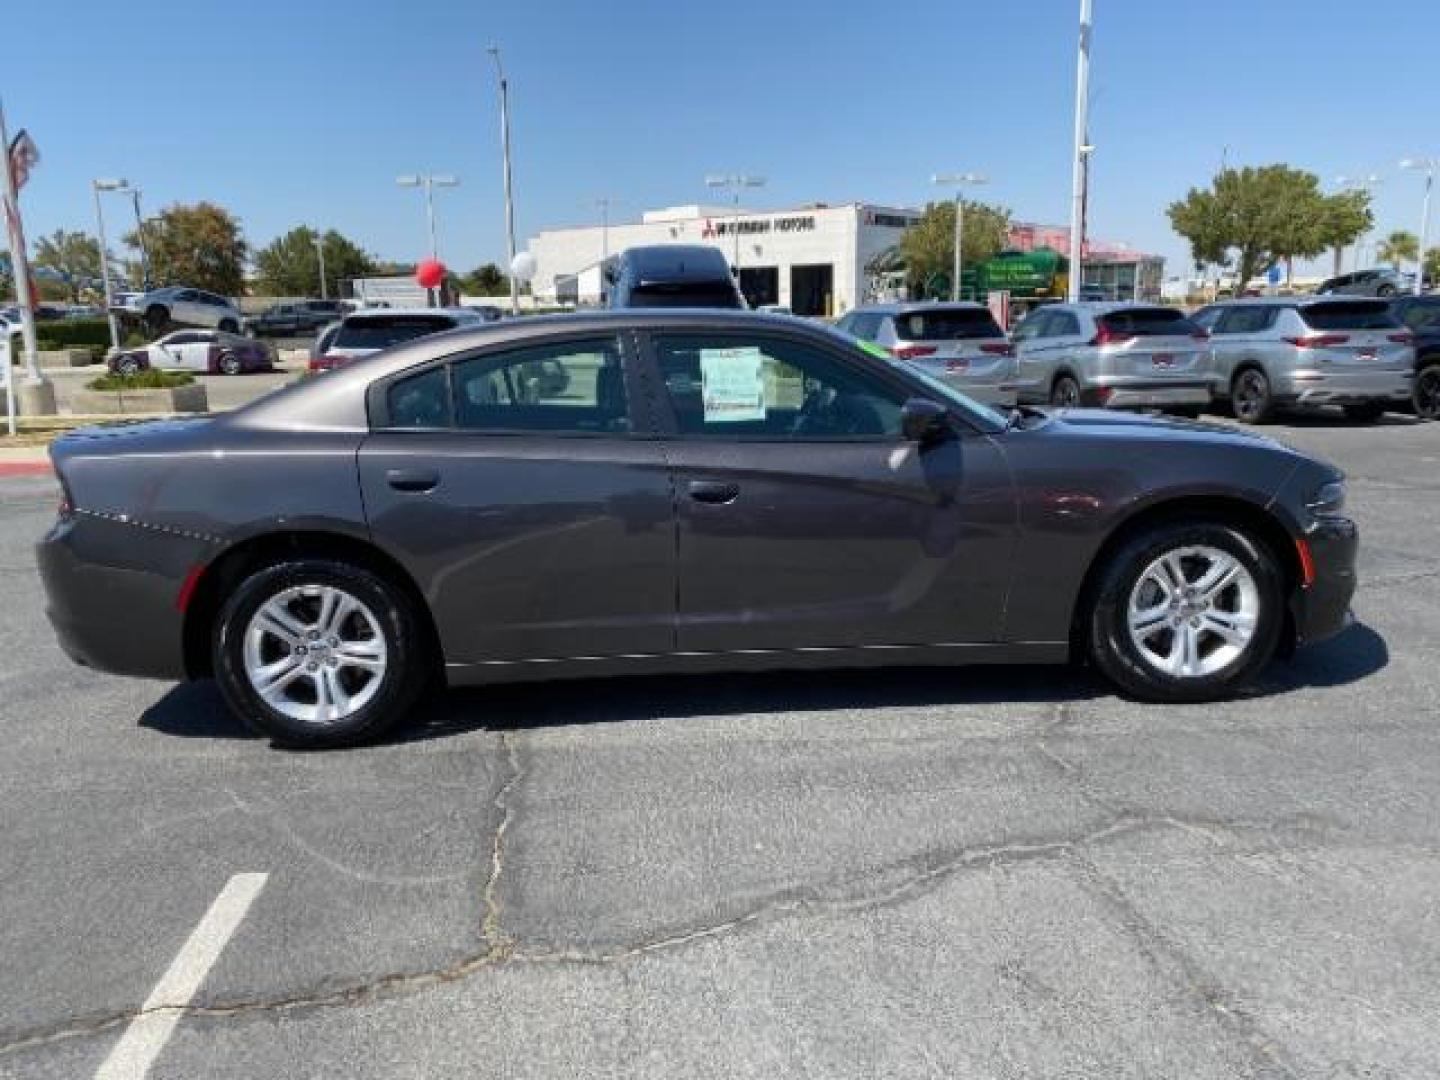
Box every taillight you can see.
[979,343,1015,357]
[1283,334,1349,348]
[890,345,937,359]
[1091,326,1136,346]
[1387,331,1415,344]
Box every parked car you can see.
[1009,302,1214,414]
[1315,268,1407,298]
[243,302,335,338]
[1386,294,1440,420]
[1191,297,1414,423]
[836,302,1016,407]
[606,244,745,309]
[39,309,1356,748]
[309,308,489,372]
[123,287,243,334]
[108,330,272,376]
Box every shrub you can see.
[35,318,113,350]
[86,370,196,391]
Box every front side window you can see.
[653,333,905,438]
[452,338,629,434]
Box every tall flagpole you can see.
[0,97,41,384]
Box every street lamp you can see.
[487,46,519,316]
[1334,173,1381,273]
[397,174,458,306]
[704,174,767,273]
[1400,157,1437,294]
[591,197,622,267]
[932,173,988,301]
[1067,0,1093,302]
[92,178,131,353]
[126,187,150,290]
[312,233,328,300]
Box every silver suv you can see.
[835,302,1015,406]
[1191,298,1414,423]
[1010,302,1214,413]
[123,286,243,335]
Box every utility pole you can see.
[1401,157,1436,294]
[129,187,149,290]
[313,234,328,300]
[488,47,520,316]
[704,173,767,278]
[932,173,987,301]
[92,179,129,353]
[1067,0,1093,302]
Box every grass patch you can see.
[86,370,196,392]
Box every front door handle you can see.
[386,468,439,493]
[687,479,740,505]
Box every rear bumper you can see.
[1290,516,1358,645]
[1082,380,1212,410]
[1274,368,1413,405]
[36,512,202,681]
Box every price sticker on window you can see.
[700,347,766,422]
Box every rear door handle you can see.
[687,479,740,505]
[386,468,439,493]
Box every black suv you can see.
[605,245,745,309]
[1388,294,1440,419]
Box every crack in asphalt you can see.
[0,809,1338,1061]
[481,732,523,957]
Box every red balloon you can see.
[416,259,446,289]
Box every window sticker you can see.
[700,347,766,422]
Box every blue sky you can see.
[3,0,1432,279]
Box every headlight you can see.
[1307,477,1347,518]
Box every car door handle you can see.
[385,468,439,493]
[687,479,740,505]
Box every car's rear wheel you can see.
[1231,367,1272,424]
[144,305,169,334]
[1087,521,1283,702]
[218,351,242,376]
[1050,374,1081,408]
[1342,401,1387,423]
[213,559,427,748]
[1412,364,1440,420]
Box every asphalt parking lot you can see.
[1,414,1437,1079]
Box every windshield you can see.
[895,360,1007,433]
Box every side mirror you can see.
[901,398,952,444]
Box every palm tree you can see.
[1377,230,1419,268]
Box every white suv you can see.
[126,287,243,335]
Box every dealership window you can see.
[653,334,904,438]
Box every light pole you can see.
[313,233,328,300]
[704,173,767,274]
[487,47,520,316]
[1334,174,1381,273]
[92,178,130,353]
[932,173,988,301]
[591,197,621,266]
[1067,0,1093,302]
[397,174,458,305]
[1401,157,1437,294]
[127,187,150,290]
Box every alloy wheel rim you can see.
[242,584,387,725]
[1126,544,1260,679]
[1236,373,1265,417]
[1054,380,1079,407]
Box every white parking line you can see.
[93,873,268,1080]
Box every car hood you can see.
[1028,407,1296,451]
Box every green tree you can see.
[32,229,102,301]
[1168,165,1336,294]
[456,262,509,296]
[254,226,376,297]
[1316,189,1373,277]
[1424,247,1440,286]
[1377,230,1419,268]
[899,200,1012,297]
[125,202,248,295]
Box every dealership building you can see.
[524,202,922,317]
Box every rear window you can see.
[333,315,456,351]
[893,309,1003,341]
[626,282,742,309]
[1098,308,1200,336]
[1301,301,1402,331]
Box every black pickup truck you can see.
[242,300,348,337]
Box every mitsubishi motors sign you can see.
[700,214,816,239]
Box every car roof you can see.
[617,245,732,283]
[1205,296,1389,308]
[1045,301,1175,314]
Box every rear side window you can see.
[892,309,1003,341]
[1214,307,1279,334]
[1400,301,1440,330]
[386,367,450,428]
[335,315,455,350]
[1099,308,1200,336]
[1301,302,1400,331]
[846,313,884,340]
[452,339,629,433]
[626,282,742,308]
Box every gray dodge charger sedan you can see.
[38,310,1358,748]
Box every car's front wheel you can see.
[1051,374,1081,408]
[213,559,427,747]
[1087,521,1283,702]
[218,351,243,376]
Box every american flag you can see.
[8,129,39,191]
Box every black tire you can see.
[1087,520,1284,703]
[1050,374,1081,408]
[1342,401,1386,423]
[116,355,140,376]
[212,559,428,748]
[144,305,169,334]
[1231,367,1272,424]
[1413,364,1440,421]
[218,351,242,376]
[218,318,239,334]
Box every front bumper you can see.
[1290,515,1358,645]
[37,511,203,681]
[1274,368,1413,405]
